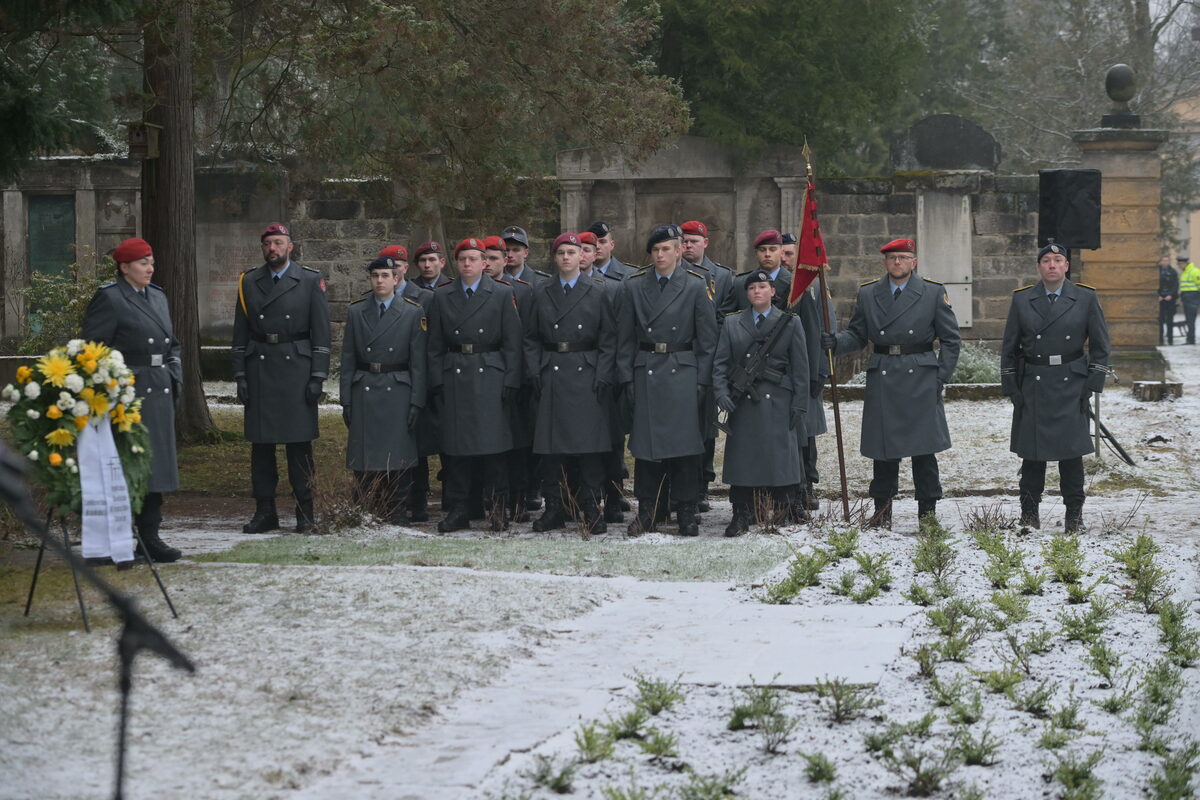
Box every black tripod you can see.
[0,447,195,800]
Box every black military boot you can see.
[533,499,567,532]
[294,499,315,533]
[803,484,820,511]
[409,485,429,523]
[724,504,751,537]
[525,489,543,512]
[677,504,700,537]
[438,507,471,533]
[1019,495,1041,529]
[917,500,938,527]
[135,525,182,563]
[628,506,657,537]
[243,498,280,534]
[604,485,625,523]
[580,496,606,537]
[1065,503,1085,534]
[866,497,892,530]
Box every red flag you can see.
[788,180,826,307]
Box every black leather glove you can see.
[502,386,517,407]
[236,376,249,404]
[789,408,805,431]
[716,395,737,414]
[595,380,612,405]
[407,406,421,430]
[342,405,351,427]
[305,378,323,404]
[820,332,836,351]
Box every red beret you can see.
[378,245,408,261]
[261,223,291,241]
[552,232,581,251]
[680,220,707,237]
[112,237,152,264]
[577,231,598,246]
[753,229,783,248]
[481,235,508,252]
[454,237,486,258]
[881,238,915,254]
[411,241,443,260]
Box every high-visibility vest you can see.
[1181,263,1200,293]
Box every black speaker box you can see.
[1038,169,1102,250]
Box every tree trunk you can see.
[142,0,216,441]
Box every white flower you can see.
[66,340,83,357]
[64,374,84,393]
[108,351,125,367]
[72,401,89,417]
[23,381,41,399]
[27,450,38,461]
[131,445,143,454]
[65,458,75,467]
[69,466,78,474]
[26,409,40,419]
[1,385,16,401]
[121,389,135,406]
[92,372,105,385]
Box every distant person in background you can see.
[1179,255,1199,345]
[83,237,183,563]
[1158,255,1179,346]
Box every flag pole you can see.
[801,142,850,521]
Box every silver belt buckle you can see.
[266,333,280,344]
[1049,354,1062,366]
[369,362,382,374]
[557,342,570,353]
[654,342,668,354]
[461,343,474,354]
[887,345,902,355]
[150,354,163,367]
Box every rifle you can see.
[716,311,795,434]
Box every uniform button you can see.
[648,327,653,333]
[765,393,771,399]
[553,324,559,329]
[164,337,169,344]
[672,326,677,331]
[908,330,913,334]
[671,369,676,373]
[882,370,887,375]
[367,346,372,352]
[388,347,393,352]
[259,314,265,320]
[908,368,913,373]
[454,330,460,335]
[577,324,583,330]
[478,328,483,333]
[285,314,291,320]
[1036,334,1041,339]
[285,355,290,360]
[577,366,583,371]
[1065,335,1071,340]
[386,386,391,391]
[148,337,155,344]
[1064,377,1069,381]
[146,387,153,393]
[259,355,265,360]
[479,368,484,373]
[553,366,560,371]
[648,369,654,375]
[365,386,370,392]
[455,368,461,374]
[746,394,751,400]
[164,387,169,394]
[880,330,885,335]
[1035,376,1041,381]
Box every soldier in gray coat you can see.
[427,238,524,532]
[1000,243,1110,533]
[822,237,961,528]
[82,237,182,563]
[232,223,331,534]
[525,232,617,535]
[616,224,718,536]
[714,269,809,536]
[340,257,427,523]
[589,221,632,280]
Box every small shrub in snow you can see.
[1147,740,1200,800]
[1042,533,1085,586]
[635,728,678,758]
[522,754,576,794]
[676,767,746,800]
[953,723,1000,766]
[603,707,649,741]
[574,722,614,763]
[1157,600,1200,667]
[801,751,837,783]
[815,675,881,723]
[1048,749,1104,800]
[628,672,684,716]
[881,744,960,797]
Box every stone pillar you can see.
[558,179,593,233]
[1071,127,1168,381]
[2,190,25,338]
[774,177,807,235]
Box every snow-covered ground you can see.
[2,346,1199,800]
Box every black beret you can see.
[744,268,773,288]
[645,223,682,253]
[588,221,612,238]
[1038,242,1070,262]
[781,233,798,245]
[1178,255,1189,262]
[368,256,398,272]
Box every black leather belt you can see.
[543,340,597,353]
[356,361,410,374]
[873,343,933,355]
[639,342,693,354]
[448,343,500,354]
[124,353,169,367]
[1023,350,1084,366]
[251,332,310,344]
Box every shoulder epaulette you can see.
[724,309,742,317]
[494,277,512,286]
[1076,283,1096,291]
[100,281,117,289]
[685,269,705,280]
[533,268,551,278]
[711,260,729,271]
[923,278,944,286]
[590,276,605,284]
[241,267,256,276]
[629,267,650,277]
[302,265,320,273]
[602,271,621,280]
[403,296,421,307]
[1014,284,1034,293]
[148,282,164,291]
[350,297,366,305]
[435,278,454,288]
[735,270,755,277]
[513,277,530,286]
[860,278,880,287]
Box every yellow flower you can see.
[45,428,75,447]
[86,392,109,416]
[15,365,32,384]
[84,360,98,373]
[36,352,75,388]
[46,405,63,420]
[107,378,119,391]
[74,416,88,430]
[129,411,142,424]
[80,387,94,400]
[48,453,63,467]
[76,342,107,369]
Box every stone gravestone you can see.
[891,114,1001,172]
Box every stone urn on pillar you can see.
[1071,64,1169,381]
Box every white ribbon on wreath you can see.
[77,419,134,563]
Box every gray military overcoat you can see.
[713,309,809,487]
[616,266,718,460]
[1000,280,1110,462]
[508,276,537,450]
[340,294,427,471]
[231,262,331,444]
[82,279,181,493]
[427,275,523,456]
[832,274,961,460]
[525,276,616,454]
[688,255,736,319]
